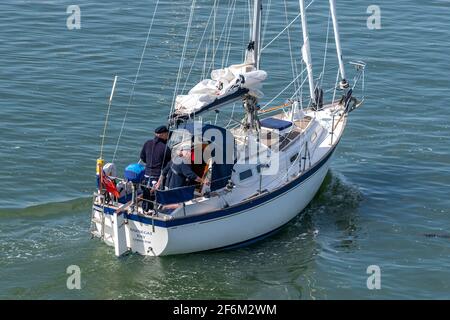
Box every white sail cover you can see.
[175,63,267,115]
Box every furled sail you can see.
[171,63,267,121]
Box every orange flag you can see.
[102,175,120,198]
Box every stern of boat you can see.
[90,193,169,256]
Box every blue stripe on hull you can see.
[97,141,338,228]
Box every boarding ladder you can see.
[90,192,106,239]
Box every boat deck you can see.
[259,115,313,150]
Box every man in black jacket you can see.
[140,125,171,210]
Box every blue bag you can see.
[124,163,145,183]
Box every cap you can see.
[154,125,169,134]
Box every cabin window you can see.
[239,169,253,181]
[290,153,298,163]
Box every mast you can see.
[299,0,316,103]
[329,0,349,88]
[241,0,262,132]
[251,0,262,69]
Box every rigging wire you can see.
[220,0,233,69]
[206,1,236,76]
[112,0,160,162]
[260,0,314,53]
[225,103,237,128]
[260,0,272,50]
[100,76,118,159]
[261,69,306,109]
[222,0,238,68]
[181,4,216,93]
[170,0,197,118]
[331,68,339,103]
[290,76,309,101]
[242,0,249,61]
[260,13,300,53]
[202,1,218,80]
[212,0,218,72]
[202,44,209,79]
[361,68,365,100]
[300,49,304,106]
[283,0,299,99]
[319,8,331,89]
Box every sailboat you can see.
[90,0,366,257]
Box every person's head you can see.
[177,144,192,160]
[181,148,191,159]
[154,125,169,141]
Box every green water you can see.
[0,0,449,299]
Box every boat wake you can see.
[290,170,363,232]
[0,197,93,269]
[0,197,91,220]
[311,170,363,212]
